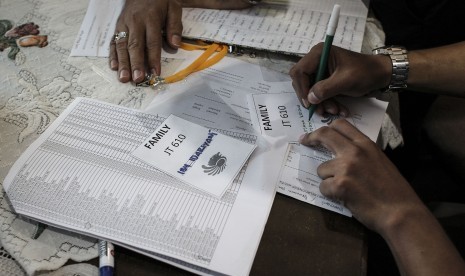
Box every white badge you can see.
[132,115,256,198]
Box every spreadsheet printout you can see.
[4,97,281,275]
[182,0,369,54]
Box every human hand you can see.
[290,43,392,106]
[298,119,425,234]
[110,0,182,83]
[110,0,257,83]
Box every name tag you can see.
[132,115,256,198]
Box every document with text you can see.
[182,0,369,54]
[248,92,388,215]
[132,115,256,198]
[71,0,368,57]
[3,97,285,276]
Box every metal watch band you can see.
[373,46,409,92]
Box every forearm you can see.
[381,205,465,276]
[407,41,465,97]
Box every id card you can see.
[132,115,256,197]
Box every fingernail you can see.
[110,59,118,69]
[133,69,143,81]
[302,98,309,108]
[308,91,320,104]
[172,35,181,47]
[298,133,306,143]
[119,69,130,80]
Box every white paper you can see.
[3,97,284,276]
[71,0,369,57]
[182,0,369,54]
[247,92,311,141]
[247,92,388,215]
[144,55,294,133]
[70,0,123,57]
[132,115,256,198]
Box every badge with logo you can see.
[132,115,256,198]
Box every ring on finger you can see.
[113,31,128,42]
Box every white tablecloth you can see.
[0,0,401,274]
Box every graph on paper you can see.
[5,98,256,266]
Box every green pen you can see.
[308,4,340,121]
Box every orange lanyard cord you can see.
[140,42,228,87]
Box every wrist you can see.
[372,46,409,93]
[378,203,432,241]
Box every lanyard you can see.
[138,42,228,88]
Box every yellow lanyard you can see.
[138,42,228,88]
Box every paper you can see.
[182,0,369,54]
[71,0,368,57]
[279,142,353,216]
[247,92,388,215]
[145,55,294,133]
[132,115,256,198]
[247,92,311,141]
[70,0,123,57]
[3,97,285,276]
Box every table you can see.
[0,0,393,275]
[87,195,366,276]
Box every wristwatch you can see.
[372,46,409,93]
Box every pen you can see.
[99,240,114,276]
[308,4,341,121]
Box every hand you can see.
[110,0,256,84]
[310,98,350,117]
[290,43,392,105]
[299,119,425,234]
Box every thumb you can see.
[308,76,341,104]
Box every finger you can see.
[291,78,310,108]
[329,119,370,142]
[114,28,131,83]
[316,99,349,117]
[299,124,352,155]
[109,39,118,71]
[309,73,344,103]
[126,23,146,83]
[321,99,339,115]
[185,0,253,9]
[319,177,345,200]
[289,43,323,104]
[166,0,183,49]
[317,158,338,180]
[146,21,163,76]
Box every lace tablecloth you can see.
[0,0,401,274]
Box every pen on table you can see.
[308,4,341,121]
[99,240,114,276]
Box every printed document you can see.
[70,0,123,57]
[182,0,369,54]
[71,0,369,57]
[3,98,284,276]
[132,115,256,198]
[247,92,388,215]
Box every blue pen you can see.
[99,240,114,276]
[308,4,341,121]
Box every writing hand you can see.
[290,43,392,106]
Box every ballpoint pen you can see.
[308,4,341,121]
[99,240,114,276]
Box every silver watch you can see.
[372,46,409,92]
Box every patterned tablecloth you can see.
[0,0,401,274]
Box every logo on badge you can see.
[202,152,227,176]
